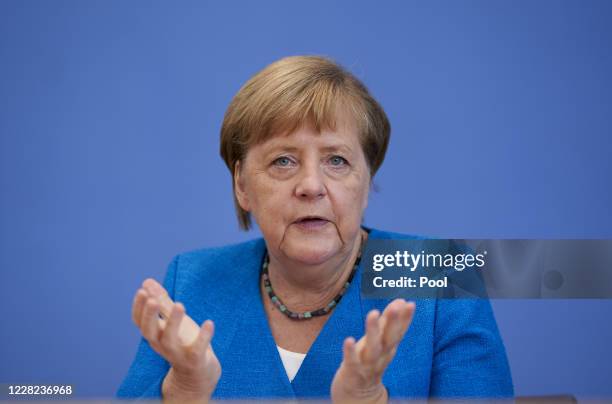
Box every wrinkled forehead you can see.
[249,102,365,151]
[252,120,362,155]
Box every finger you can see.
[142,280,201,345]
[380,299,406,348]
[159,302,185,355]
[362,310,382,363]
[342,337,359,368]
[191,320,215,356]
[396,301,416,337]
[131,289,148,327]
[141,298,163,345]
[382,300,415,348]
[142,278,165,297]
[142,278,175,319]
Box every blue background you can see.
[1,0,611,399]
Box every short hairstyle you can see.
[220,55,391,230]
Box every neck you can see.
[265,228,367,312]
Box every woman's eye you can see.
[329,155,348,166]
[273,157,293,167]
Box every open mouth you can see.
[294,216,330,229]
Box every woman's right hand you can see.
[132,278,221,403]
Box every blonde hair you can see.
[220,55,391,230]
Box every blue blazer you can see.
[117,227,513,399]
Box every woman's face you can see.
[235,117,370,266]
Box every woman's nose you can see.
[295,163,327,199]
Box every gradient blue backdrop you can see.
[1,1,611,400]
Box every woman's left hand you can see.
[331,299,415,404]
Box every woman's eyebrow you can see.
[264,145,300,155]
[320,144,353,154]
[262,143,353,155]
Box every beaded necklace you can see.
[261,233,365,320]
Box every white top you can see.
[276,345,307,382]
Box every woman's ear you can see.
[234,160,251,211]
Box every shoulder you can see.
[365,226,427,240]
[164,238,265,304]
[178,237,265,270]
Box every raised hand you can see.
[132,278,221,403]
[331,299,415,404]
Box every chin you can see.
[282,234,340,265]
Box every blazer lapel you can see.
[198,239,296,399]
[290,262,366,398]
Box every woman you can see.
[117,56,513,402]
